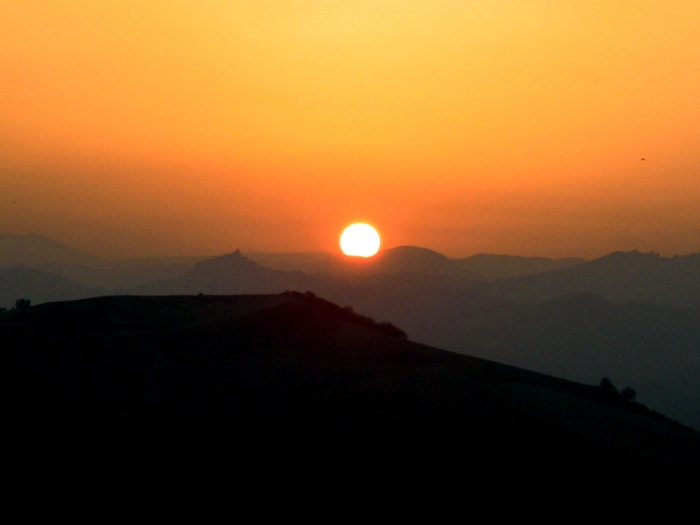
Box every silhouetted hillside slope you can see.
[125,249,317,295]
[247,246,466,276]
[34,259,202,290]
[480,250,700,307]
[0,234,206,289]
[314,286,700,430]
[2,294,698,484]
[0,267,103,309]
[326,246,473,278]
[246,247,584,281]
[245,250,336,273]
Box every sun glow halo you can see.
[340,223,381,257]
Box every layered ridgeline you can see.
[0,233,205,291]
[0,234,104,307]
[245,246,584,280]
[0,234,584,293]
[479,250,700,307]
[0,233,100,267]
[2,294,698,484]
[4,236,700,430]
[114,248,700,430]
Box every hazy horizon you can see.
[2,2,700,259]
[8,230,700,262]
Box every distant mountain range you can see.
[0,233,100,267]
[0,233,206,289]
[0,233,587,289]
[454,253,585,280]
[125,249,314,296]
[478,250,700,308]
[245,245,584,280]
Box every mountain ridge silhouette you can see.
[5,239,700,431]
[480,249,700,307]
[0,233,100,266]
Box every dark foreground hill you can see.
[328,286,700,430]
[2,294,698,486]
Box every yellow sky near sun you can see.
[1,1,700,257]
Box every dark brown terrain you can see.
[2,293,698,486]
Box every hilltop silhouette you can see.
[2,293,698,484]
[126,249,316,295]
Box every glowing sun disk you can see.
[340,223,381,257]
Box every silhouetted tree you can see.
[599,378,639,405]
[621,387,637,401]
[283,290,408,338]
[600,377,617,394]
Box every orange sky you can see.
[1,1,699,258]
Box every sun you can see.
[340,223,381,257]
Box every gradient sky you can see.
[2,1,699,258]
